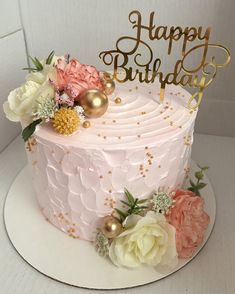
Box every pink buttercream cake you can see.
[26,79,197,241]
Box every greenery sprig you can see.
[23,50,55,72]
[115,188,148,222]
[22,119,42,142]
[188,164,209,196]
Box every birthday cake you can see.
[3,52,211,270]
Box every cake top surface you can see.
[35,80,197,150]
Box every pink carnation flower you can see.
[166,189,210,258]
[52,58,103,100]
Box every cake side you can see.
[27,80,197,241]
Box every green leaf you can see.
[120,200,131,207]
[124,188,135,205]
[29,56,43,71]
[197,182,207,189]
[188,187,195,192]
[201,166,209,171]
[115,208,127,221]
[22,119,42,142]
[195,171,203,180]
[46,50,55,65]
[22,67,38,72]
[189,179,196,187]
[137,199,147,204]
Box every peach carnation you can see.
[51,58,103,100]
[166,189,210,258]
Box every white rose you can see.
[26,55,63,85]
[3,81,41,122]
[109,212,178,269]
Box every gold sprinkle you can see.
[109,189,112,193]
[179,126,182,128]
[103,136,107,139]
[99,175,103,179]
[98,133,101,137]
[115,97,122,104]
[112,120,116,123]
[149,91,152,94]
[137,135,141,138]
[66,150,70,154]
[135,86,138,90]
[140,171,144,175]
[143,175,146,177]
[158,165,161,168]
[145,146,148,150]
[129,89,132,92]
[118,136,121,139]
[141,111,146,115]
[145,169,149,172]
[170,121,173,126]
[82,121,91,128]
[137,122,140,125]
[102,121,106,124]
[108,171,112,174]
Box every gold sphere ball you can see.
[101,216,122,238]
[79,89,108,118]
[114,97,122,104]
[82,120,91,128]
[103,79,115,95]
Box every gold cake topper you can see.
[99,10,231,109]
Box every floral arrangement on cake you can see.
[3,51,115,141]
[95,165,210,269]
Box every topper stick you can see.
[160,86,165,103]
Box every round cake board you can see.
[4,161,216,290]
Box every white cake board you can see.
[4,161,216,290]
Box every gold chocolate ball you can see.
[114,97,122,104]
[79,89,108,118]
[103,79,115,95]
[82,120,91,128]
[101,216,122,238]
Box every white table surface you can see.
[0,133,235,294]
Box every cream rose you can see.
[109,212,178,268]
[3,81,40,122]
[26,56,62,85]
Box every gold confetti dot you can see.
[112,120,116,123]
[145,146,148,150]
[118,136,121,139]
[103,136,107,139]
[82,121,91,128]
[158,165,161,168]
[98,133,101,137]
[109,189,112,193]
[135,86,138,90]
[99,175,103,179]
[141,111,146,115]
[149,91,152,94]
[137,122,140,125]
[143,175,146,177]
[137,135,141,138]
[115,97,122,104]
[108,171,112,174]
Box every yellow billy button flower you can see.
[52,107,80,135]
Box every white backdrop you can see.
[0,0,234,151]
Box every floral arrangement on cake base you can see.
[95,165,210,269]
[3,51,115,141]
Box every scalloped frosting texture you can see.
[27,80,197,241]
